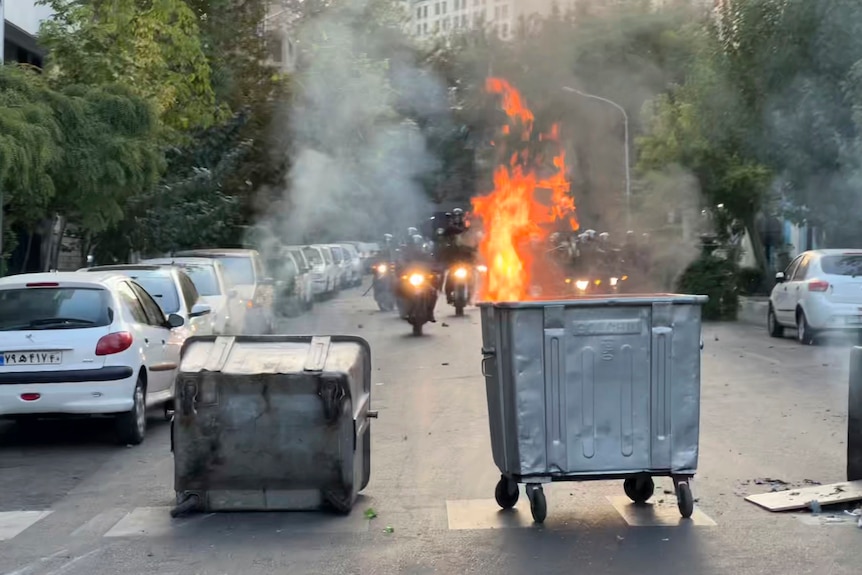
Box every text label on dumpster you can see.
[571,319,642,336]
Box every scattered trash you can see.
[616,535,624,541]
[364,508,377,520]
[803,479,822,486]
[375,382,384,386]
[441,322,449,327]
[661,538,670,542]
[384,525,395,534]
[441,362,449,366]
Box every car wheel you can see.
[116,374,147,445]
[796,309,816,345]
[767,306,784,338]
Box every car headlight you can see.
[408,273,425,286]
[575,280,589,291]
[610,277,619,286]
[453,267,468,279]
[377,263,388,274]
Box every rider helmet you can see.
[452,208,465,226]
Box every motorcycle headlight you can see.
[376,263,388,274]
[408,273,425,286]
[610,277,619,286]
[453,267,468,279]
[476,265,488,273]
[575,280,589,291]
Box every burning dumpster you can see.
[479,294,707,523]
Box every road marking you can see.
[0,511,53,541]
[103,507,188,538]
[446,499,533,530]
[2,548,69,575]
[43,548,102,575]
[69,508,129,538]
[606,496,717,527]
[103,506,370,538]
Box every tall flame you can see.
[472,77,578,302]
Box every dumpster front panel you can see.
[480,295,705,478]
[173,335,372,512]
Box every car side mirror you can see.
[775,271,786,283]
[189,303,212,318]
[167,313,185,328]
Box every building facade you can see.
[2,0,52,66]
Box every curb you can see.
[738,296,769,327]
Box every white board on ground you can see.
[745,480,862,512]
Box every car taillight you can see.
[95,332,133,356]
[26,282,59,288]
[808,280,830,292]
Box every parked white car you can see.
[286,246,315,311]
[768,249,862,344]
[140,257,235,334]
[337,243,363,287]
[0,272,187,444]
[325,244,351,289]
[301,245,338,298]
[174,249,274,334]
[82,265,213,336]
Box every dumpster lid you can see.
[477,293,708,309]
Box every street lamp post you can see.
[561,86,631,231]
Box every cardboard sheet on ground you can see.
[745,480,862,511]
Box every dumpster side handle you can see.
[481,347,496,377]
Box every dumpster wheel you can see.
[676,482,694,519]
[526,485,546,524]
[623,476,655,504]
[494,475,519,509]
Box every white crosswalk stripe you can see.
[0,511,53,541]
[0,493,724,544]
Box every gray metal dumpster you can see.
[170,335,376,516]
[479,294,707,523]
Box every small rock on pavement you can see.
[441,362,449,366]
[441,322,449,327]
[357,324,363,329]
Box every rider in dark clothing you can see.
[397,234,439,322]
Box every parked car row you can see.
[0,242,374,444]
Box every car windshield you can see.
[330,248,344,264]
[821,255,862,277]
[217,256,256,286]
[303,247,323,265]
[0,287,112,331]
[266,256,297,279]
[125,272,181,314]
[178,264,220,296]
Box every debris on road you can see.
[364,508,377,520]
[384,525,394,534]
[745,480,862,512]
[441,322,449,327]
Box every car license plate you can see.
[0,351,63,366]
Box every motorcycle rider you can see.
[437,208,478,301]
[397,233,439,322]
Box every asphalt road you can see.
[0,282,859,575]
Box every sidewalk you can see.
[738,296,768,327]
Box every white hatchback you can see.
[768,249,862,344]
[0,272,186,444]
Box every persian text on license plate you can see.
[0,351,63,366]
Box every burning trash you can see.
[471,77,579,302]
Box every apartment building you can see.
[2,0,52,66]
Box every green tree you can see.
[38,0,218,136]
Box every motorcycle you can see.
[445,263,474,316]
[396,267,437,336]
[372,261,396,311]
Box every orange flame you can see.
[471,78,578,302]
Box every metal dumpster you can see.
[479,294,707,523]
[170,335,376,516]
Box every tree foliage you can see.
[38,0,219,136]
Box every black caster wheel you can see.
[494,476,519,509]
[676,481,694,518]
[623,476,655,504]
[527,485,547,524]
